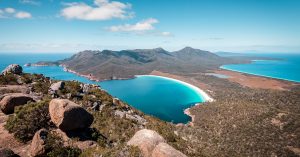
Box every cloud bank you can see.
[61,0,133,21]
[0,7,32,19]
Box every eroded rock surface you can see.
[49,99,93,131]
[0,93,34,114]
[127,129,165,157]
[30,129,48,157]
[128,129,187,157]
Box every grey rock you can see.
[1,64,23,75]
[49,81,65,92]
[115,110,126,118]
[91,102,100,111]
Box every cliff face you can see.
[59,47,242,80]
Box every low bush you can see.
[32,81,50,94]
[5,100,52,142]
[0,74,18,85]
[46,132,82,157]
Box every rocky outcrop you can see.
[49,81,65,95]
[152,142,187,157]
[0,93,34,114]
[49,99,93,131]
[127,129,165,157]
[128,129,186,157]
[1,64,23,75]
[30,129,48,157]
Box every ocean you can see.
[220,53,300,83]
[0,53,204,123]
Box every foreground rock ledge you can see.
[0,93,34,114]
[49,99,93,131]
[127,129,186,157]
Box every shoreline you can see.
[54,67,214,126]
[214,69,296,91]
[136,74,214,103]
[147,71,215,126]
[61,65,101,82]
[220,66,300,83]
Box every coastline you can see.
[214,69,296,90]
[52,67,214,126]
[147,71,215,126]
[220,66,300,83]
[61,65,101,82]
[136,74,214,103]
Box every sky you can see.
[0,0,300,53]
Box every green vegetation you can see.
[80,145,141,157]
[60,81,82,95]
[5,100,52,142]
[0,74,19,85]
[3,71,297,156]
[45,132,82,157]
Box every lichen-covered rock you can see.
[49,81,65,94]
[30,129,48,157]
[127,129,165,157]
[0,93,34,114]
[49,99,93,131]
[1,64,23,75]
[152,142,187,157]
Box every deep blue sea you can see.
[0,53,204,123]
[220,53,300,83]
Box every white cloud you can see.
[19,0,41,6]
[0,8,32,19]
[61,0,133,21]
[15,11,32,19]
[109,18,158,32]
[5,8,15,13]
[161,32,172,37]
[108,18,173,37]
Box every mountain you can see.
[44,47,245,80]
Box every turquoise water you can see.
[220,53,300,83]
[0,53,204,123]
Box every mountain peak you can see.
[153,47,166,51]
[179,46,201,52]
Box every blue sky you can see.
[0,0,300,53]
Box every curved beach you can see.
[136,75,214,102]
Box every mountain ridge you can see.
[35,47,246,80]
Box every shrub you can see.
[20,73,33,84]
[32,81,50,94]
[45,132,82,157]
[61,81,82,95]
[5,100,52,142]
[47,147,81,157]
[0,74,18,85]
